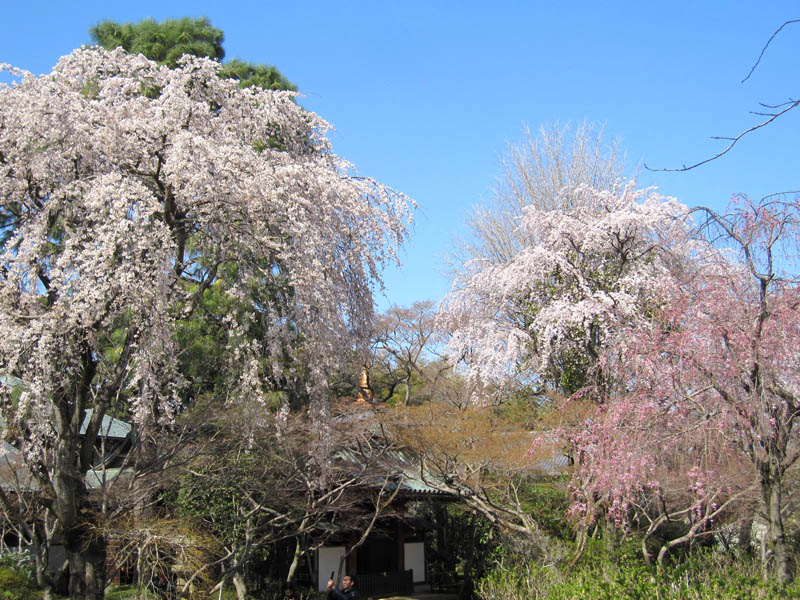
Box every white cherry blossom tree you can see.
[0,47,411,599]
[440,182,691,399]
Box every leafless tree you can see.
[149,400,403,600]
[384,403,568,566]
[371,301,450,405]
[450,121,627,278]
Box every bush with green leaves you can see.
[0,549,38,600]
[0,554,41,600]
[478,548,800,600]
[0,550,34,581]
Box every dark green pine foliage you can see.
[86,18,301,410]
[218,59,296,91]
[90,17,295,91]
[90,17,225,66]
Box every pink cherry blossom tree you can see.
[528,194,800,583]
[585,197,800,583]
[0,47,411,599]
[565,373,758,568]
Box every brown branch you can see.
[648,19,800,173]
[646,99,800,172]
[742,20,800,83]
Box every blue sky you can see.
[3,1,799,310]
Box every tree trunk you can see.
[51,413,107,599]
[602,515,621,555]
[735,515,753,553]
[286,535,304,583]
[759,521,770,580]
[66,534,106,600]
[232,571,248,600]
[765,474,794,584]
[136,545,145,590]
[566,525,588,571]
[32,528,58,598]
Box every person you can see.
[327,574,359,600]
[282,582,299,600]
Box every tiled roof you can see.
[0,443,37,492]
[85,466,132,490]
[0,441,131,492]
[336,447,453,497]
[384,450,453,495]
[532,453,571,475]
[0,375,22,387]
[0,374,132,440]
[80,409,132,440]
[0,377,133,490]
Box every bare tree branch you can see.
[646,99,800,172]
[742,19,800,83]
[647,19,800,172]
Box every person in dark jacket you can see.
[282,583,299,600]
[327,574,359,600]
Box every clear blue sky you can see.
[3,2,799,310]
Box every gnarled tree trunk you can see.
[763,469,794,585]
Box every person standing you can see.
[327,574,359,600]
[282,582,299,600]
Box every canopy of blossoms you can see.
[0,46,412,451]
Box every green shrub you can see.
[477,549,800,600]
[0,550,34,581]
[0,565,40,600]
[517,484,571,541]
[105,585,143,600]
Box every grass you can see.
[478,547,800,600]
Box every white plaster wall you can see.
[404,542,425,583]
[317,546,346,592]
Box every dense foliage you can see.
[0,550,39,600]
[478,547,800,600]
[90,18,225,67]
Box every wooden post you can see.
[348,533,358,575]
[396,520,405,573]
